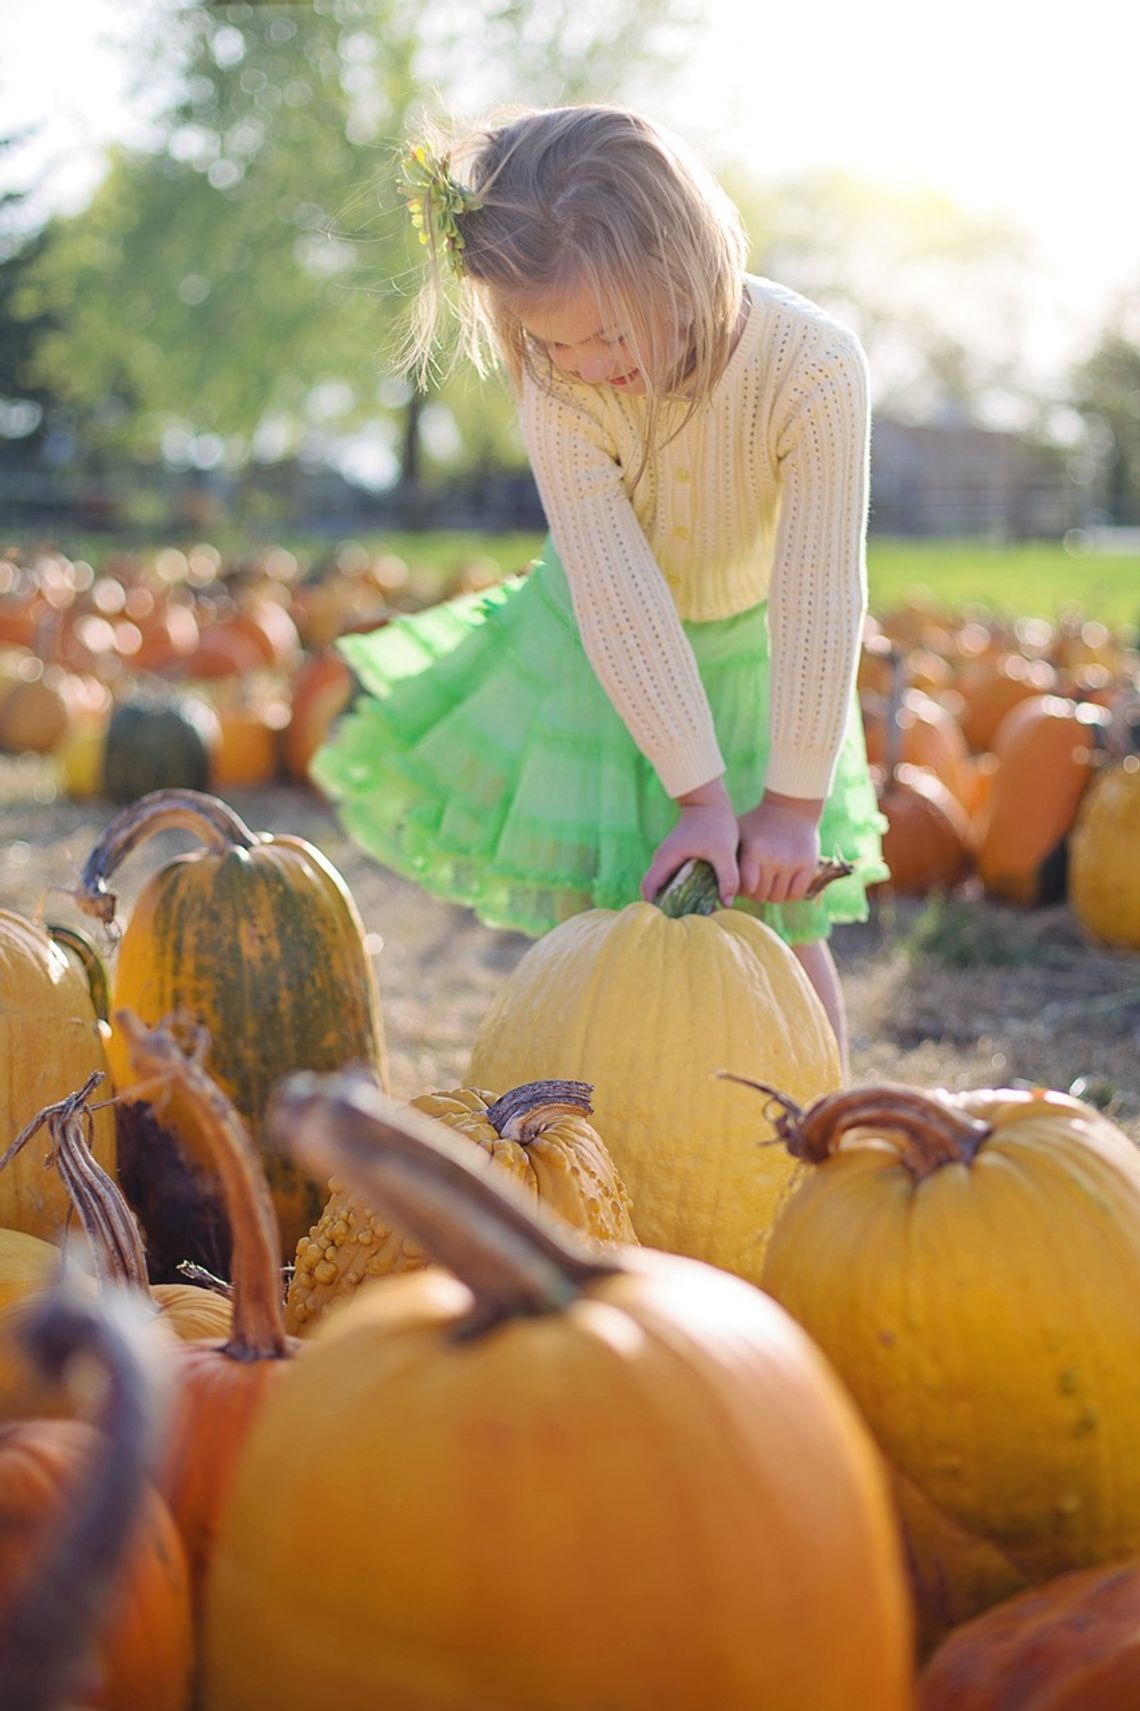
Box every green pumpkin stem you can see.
[268,1070,620,1341]
[75,788,260,926]
[486,1079,594,1144]
[0,1282,169,1711]
[656,855,854,918]
[44,923,111,1022]
[115,1012,290,1361]
[655,858,722,916]
[727,1079,993,1178]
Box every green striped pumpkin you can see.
[77,789,387,1278]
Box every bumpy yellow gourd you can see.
[468,861,841,1284]
[286,1080,636,1334]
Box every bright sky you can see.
[664,0,1140,340]
[4,0,1138,362]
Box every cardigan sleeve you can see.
[519,374,725,798]
[763,324,871,800]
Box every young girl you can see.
[312,104,888,1068]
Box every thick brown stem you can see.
[486,1080,594,1143]
[725,1079,993,1177]
[0,1282,169,1711]
[75,788,260,926]
[115,1012,289,1360]
[268,1070,619,1341]
[657,854,853,917]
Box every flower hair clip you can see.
[399,144,482,276]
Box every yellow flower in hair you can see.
[399,145,482,275]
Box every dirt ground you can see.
[3,763,1138,1143]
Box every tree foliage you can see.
[7,0,689,479]
[1071,293,1140,521]
[724,164,1044,429]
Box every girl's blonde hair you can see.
[399,105,749,485]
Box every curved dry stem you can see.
[0,1282,168,1711]
[269,1070,620,1341]
[50,1101,150,1291]
[486,1079,594,1144]
[115,1011,289,1361]
[741,1081,994,1175]
[0,1070,105,1176]
[75,788,261,926]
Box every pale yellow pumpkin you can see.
[468,861,841,1284]
[286,1079,636,1335]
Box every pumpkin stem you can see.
[268,1069,621,1341]
[486,1079,594,1143]
[751,1082,993,1176]
[74,788,260,926]
[54,1094,152,1291]
[656,858,723,916]
[0,1281,169,1711]
[44,923,111,1022]
[656,855,853,917]
[115,1011,290,1361]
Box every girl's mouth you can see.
[609,369,640,387]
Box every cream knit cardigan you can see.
[518,274,871,802]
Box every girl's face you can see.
[510,282,688,396]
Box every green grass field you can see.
[363,532,1140,632]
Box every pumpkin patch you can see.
[1,545,1138,1707]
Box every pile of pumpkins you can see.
[3,783,1140,1708]
[0,539,504,804]
[5,537,1140,947]
[858,598,1140,948]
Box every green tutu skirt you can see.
[311,540,888,942]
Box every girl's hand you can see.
[641,775,739,907]
[738,791,823,904]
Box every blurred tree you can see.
[723,165,1046,430]
[1070,296,1140,523]
[10,0,693,502]
[0,133,61,458]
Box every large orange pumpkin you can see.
[976,694,1109,904]
[202,1071,915,1711]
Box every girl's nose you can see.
[577,355,615,384]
